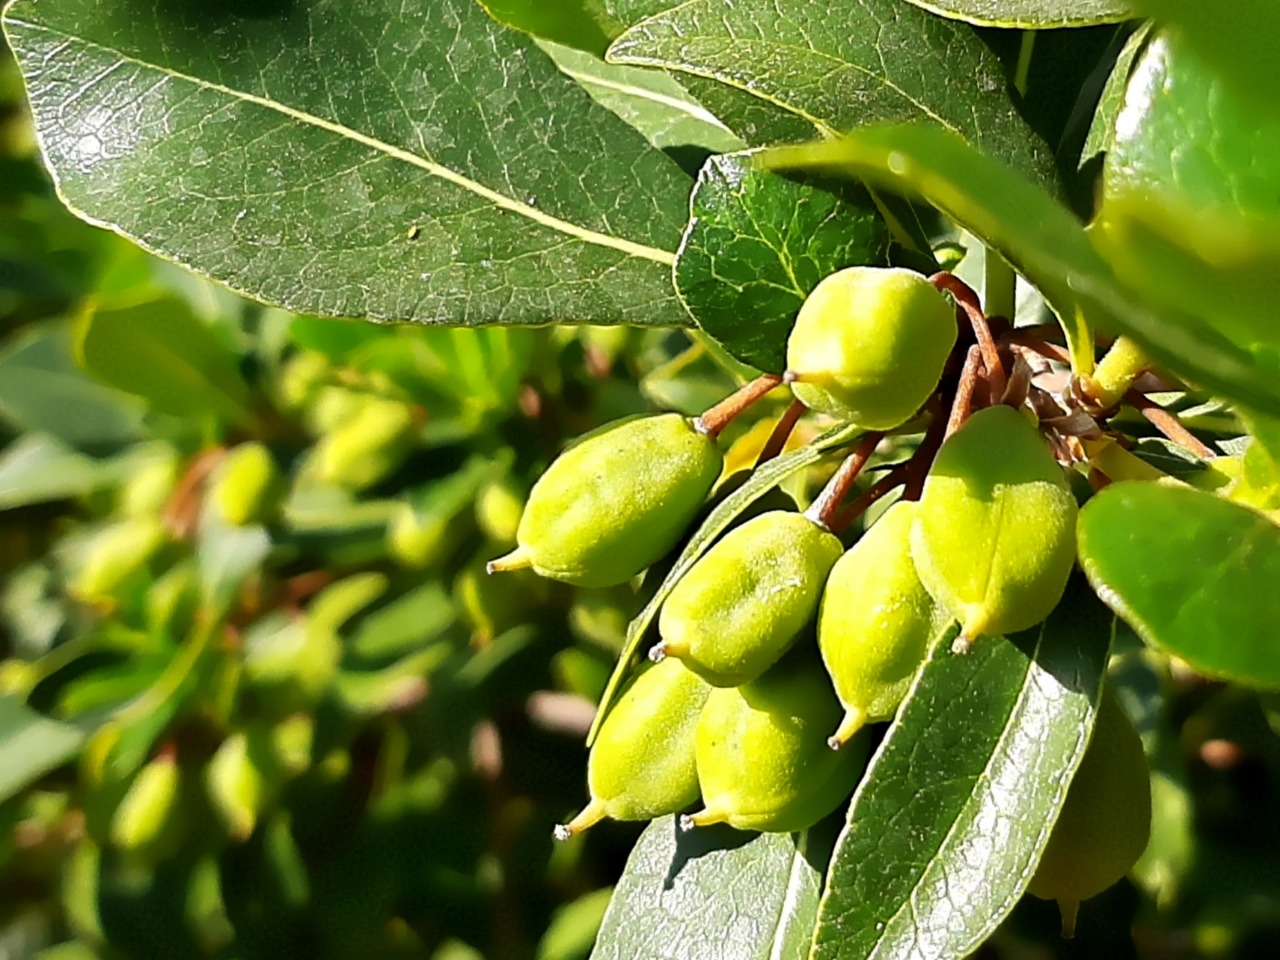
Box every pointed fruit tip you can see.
[828,709,866,750]
[951,634,974,655]
[782,369,800,384]
[1058,898,1080,939]
[678,813,696,833]
[647,642,667,663]
[486,545,532,575]
[552,823,573,842]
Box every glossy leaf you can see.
[811,579,1112,960]
[1132,0,1280,122]
[590,815,830,960]
[587,419,862,745]
[4,0,692,327]
[896,0,1132,27]
[0,696,87,803]
[478,0,618,55]
[607,0,1059,190]
[764,125,1280,417]
[75,295,254,426]
[1078,481,1280,688]
[1081,24,1151,167]
[674,151,890,372]
[1093,31,1280,354]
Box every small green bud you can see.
[109,752,182,856]
[67,516,168,605]
[910,405,1077,652]
[555,658,711,838]
[119,446,180,517]
[684,655,868,833]
[275,350,330,412]
[314,398,417,491]
[211,442,283,526]
[206,729,280,842]
[786,267,956,429]
[818,500,936,748]
[1027,688,1151,937]
[488,414,723,588]
[475,474,525,545]
[387,501,453,569]
[654,510,843,687]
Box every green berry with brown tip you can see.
[684,655,868,833]
[488,414,723,588]
[910,404,1077,652]
[555,657,711,839]
[786,266,956,429]
[817,500,937,748]
[654,510,843,687]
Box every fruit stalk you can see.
[930,272,1006,404]
[695,373,784,438]
[1124,390,1218,460]
[804,431,884,530]
[755,398,807,466]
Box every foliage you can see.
[1,0,1280,958]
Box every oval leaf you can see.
[897,0,1133,28]
[591,815,830,960]
[675,152,890,372]
[0,696,88,804]
[607,0,1059,191]
[4,0,692,327]
[1078,481,1280,688]
[811,579,1112,960]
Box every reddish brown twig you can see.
[832,464,912,533]
[931,272,1006,405]
[1005,332,1071,366]
[695,373,784,438]
[1124,389,1218,460]
[805,431,884,531]
[756,398,807,466]
[945,346,984,440]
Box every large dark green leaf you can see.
[4,0,692,327]
[607,0,1059,191]
[811,580,1112,960]
[1078,481,1280,688]
[897,0,1132,27]
[674,152,890,372]
[1093,31,1280,355]
[590,815,831,960]
[0,696,88,803]
[764,125,1280,418]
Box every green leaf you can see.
[478,0,618,55]
[1092,31,1280,356]
[811,579,1112,960]
[590,816,830,960]
[0,433,104,509]
[896,0,1132,28]
[539,41,744,158]
[0,696,87,803]
[4,0,691,327]
[587,419,862,745]
[674,151,890,372]
[1078,481,1280,688]
[1081,24,1151,168]
[1131,0,1280,123]
[0,322,143,449]
[607,0,1059,191]
[75,295,254,426]
[763,125,1280,417]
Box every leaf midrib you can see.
[7,16,677,267]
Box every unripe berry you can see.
[684,655,868,833]
[1027,688,1151,936]
[786,267,956,429]
[654,510,843,687]
[555,657,711,839]
[910,405,1077,651]
[488,414,723,588]
[314,397,416,491]
[210,442,283,526]
[817,500,936,748]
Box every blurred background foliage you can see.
[3,29,1280,960]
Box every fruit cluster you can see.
[490,265,1149,920]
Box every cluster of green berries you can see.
[489,266,1148,919]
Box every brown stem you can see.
[931,272,1006,404]
[831,465,911,535]
[162,446,227,539]
[756,399,807,466]
[945,346,984,441]
[902,402,950,501]
[695,373,784,438]
[805,432,884,530]
[1005,333,1072,366]
[1124,389,1218,460]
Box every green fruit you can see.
[685,655,868,833]
[475,474,525,544]
[655,510,842,687]
[315,397,417,491]
[1028,688,1151,937]
[109,752,183,857]
[910,405,1077,651]
[555,657,711,838]
[817,500,936,748]
[67,516,169,606]
[786,267,956,429]
[488,414,723,588]
[211,442,283,526]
